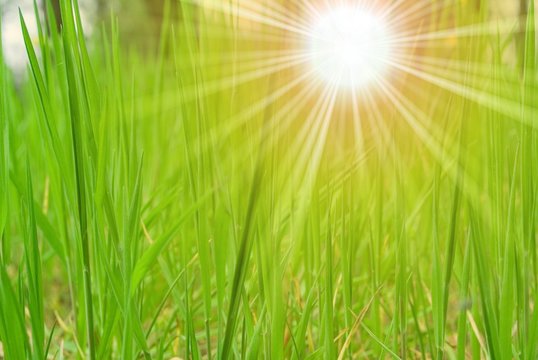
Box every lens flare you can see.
[307,6,393,90]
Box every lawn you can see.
[0,0,537,358]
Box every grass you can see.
[0,0,538,358]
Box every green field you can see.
[1,0,537,358]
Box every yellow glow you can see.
[307,6,393,90]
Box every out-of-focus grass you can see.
[0,0,537,358]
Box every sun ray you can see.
[218,74,326,162]
[375,75,484,206]
[187,65,325,161]
[361,83,397,153]
[287,82,340,207]
[397,53,520,79]
[304,3,394,90]
[287,83,339,174]
[197,48,308,67]
[386,15,529,45]
[382,0,446,29]
[350,87,366,157]
[188,0,314,38]
[382,57,538,127]
[393,56,529,97]
[237,0,316,30]
[134,51,312,112]
[143,0,535,194]
[258,78,340,212]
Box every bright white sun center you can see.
[307,6,392,89]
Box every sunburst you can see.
[168,0,534,209]
[305,4,394,90]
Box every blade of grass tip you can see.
[221,77,275,359]
[221,159,263,359]
[19,11,71,180]
[145,266,186,337]
[72,0,99,104]
[22,161,45,360]
[63,30,96,360]
[17,11,70,264]
[45,322,57,359]
[32,0,49,78]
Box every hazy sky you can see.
[0,0,529,74]
[1,0,96,74]
[2,0,37,73]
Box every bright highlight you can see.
[307,6,393,90]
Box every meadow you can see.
[0,0,537,358]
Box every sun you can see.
[306,5,393,90]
